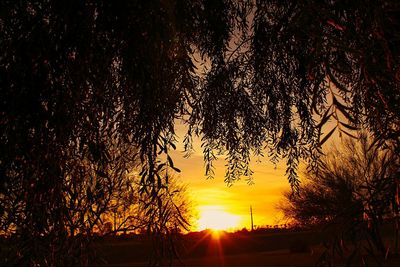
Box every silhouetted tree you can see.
[1,0,400,265]
[136,175,192,266]
[93,174,192,266]
[281,133,400,265]
[96,174,192,237]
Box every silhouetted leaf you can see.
[171,166,181,173]
[340,129,358,139]
[319,126,337,146]
[317,109,333,129]
[167,155,174,168]
[339,121,359,131]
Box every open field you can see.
[98,250,319,267]
[90,229,400,267]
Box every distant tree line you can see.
[1,0,400,266]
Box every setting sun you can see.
[197,205,242,231]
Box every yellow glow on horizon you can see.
[210,229,224,239]
[197,205,241,231]
[172,121,293,230]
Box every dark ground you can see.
[90,229,400,267]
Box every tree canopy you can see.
[1,0,400,265]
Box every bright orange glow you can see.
[197,205,241,231]
[172,122,292,229]
[210,229,225,239]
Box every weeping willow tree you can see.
[1,0,400,266]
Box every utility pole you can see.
[250,205,254,231]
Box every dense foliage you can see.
[1,0,400,265]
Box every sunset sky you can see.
[171,123,294,231]
[173,56,340,232]
[171,116,341,232]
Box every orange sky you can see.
[171,123,294,231]
[170,113,341,232]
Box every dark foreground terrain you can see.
[90,229,400,267]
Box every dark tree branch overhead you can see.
[1,0,400,265]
